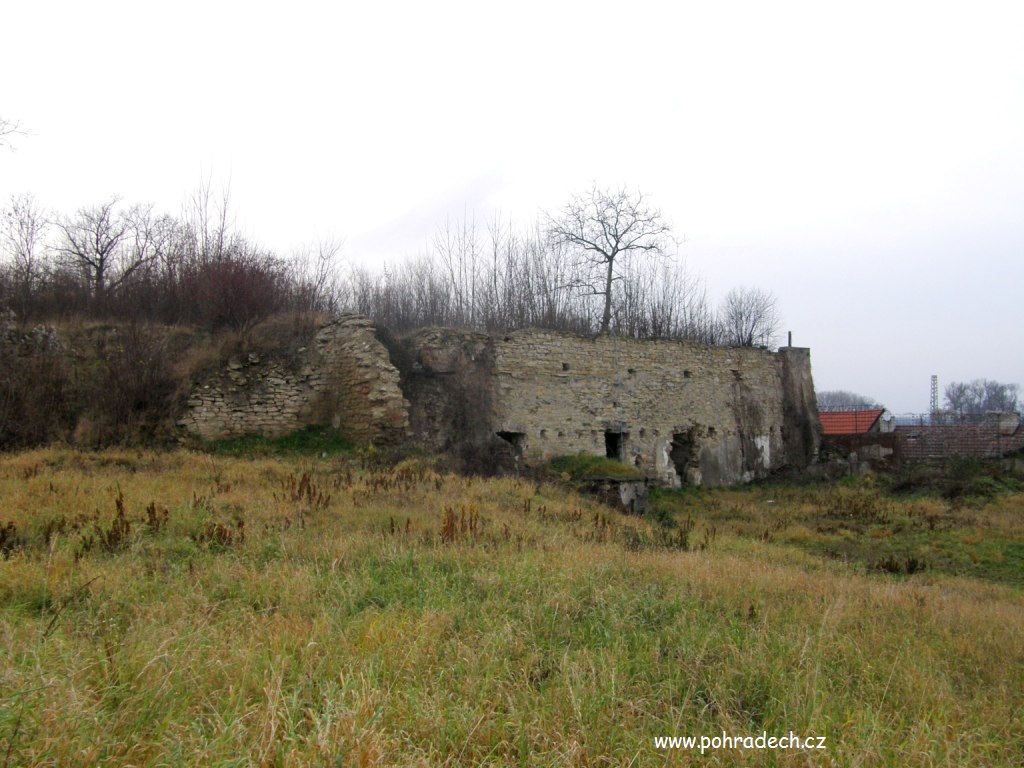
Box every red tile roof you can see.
[819,409,885,435]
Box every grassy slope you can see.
[1,448,1022,767]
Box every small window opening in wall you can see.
[731,369,742,381]
[683,370,692,378]
[627,368,636,375]
[605,431,623,460]
[562,362,570,371]
[540,429,548,438]
[639,428,646,438]
[707,426,716,437]
[496,431,525,452]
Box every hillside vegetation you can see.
[0,312,327,449]
[1,447,1022,766]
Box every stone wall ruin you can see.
[182,316,822,486]
[399,327,821,486]
[179,316,409,444]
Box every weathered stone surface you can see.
[179,315,409,444]
[182,317,822,487]
[397,328,821,487]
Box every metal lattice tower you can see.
[930,375,939,414]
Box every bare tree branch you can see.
[53,197,165,308]
[545,186,673,333]
[0,116,26,150]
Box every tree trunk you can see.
[600,257,615,333]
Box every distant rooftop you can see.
[819,408,885,435]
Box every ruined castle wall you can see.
[777,346,822,468]
[400,328,820,486]
[179,316,408,444]
[397,328,496,452]
[181,316,820,487]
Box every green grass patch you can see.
[202,424,354,458]
[647,472,1024,586]
[890,457,1024,498]
[549,452,644,480]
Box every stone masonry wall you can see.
[180,316,408,444]
[182,316,821,487]
[397,328,495,451]
[401,327,821,486]
[491,331,814,485]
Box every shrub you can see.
[549,453,644,481]
[0,324,72,447]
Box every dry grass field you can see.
[1,445,1022,766]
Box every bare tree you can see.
[181,177,235,262]
[0,116,25,150]
[817,390,881,410]
[434,212,484,328]
[54,197,165,309]
[291,236,346,314]
[54,198,130,306]
[719,286,781,347]
[944,379,1020,416]
[2,194,50,316]
[546,186,673,334]
[943,381,971,415]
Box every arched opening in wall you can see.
[605,431,624,460]
[497,431,525,454]
[670,430,695,483]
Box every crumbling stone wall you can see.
[385,327,522,473]
[399,328,821,486]
[180,315,408,444]
[394,328,495,450]
[182,316,821,487]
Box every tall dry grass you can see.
[1,448,1022,766]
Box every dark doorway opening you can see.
[496,431,525,453]
[605,431,623,460]
[670,431,694,483]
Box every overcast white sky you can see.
[3,0,1022,413]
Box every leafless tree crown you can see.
[719,286,781,347]
[546,186,673,334]
[53,198,174,309]
[817,390,881,410]
[944,379,1019,415]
